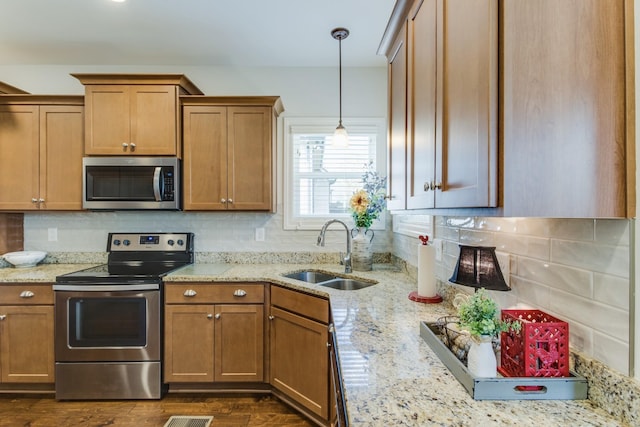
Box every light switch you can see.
[48,228,58,242]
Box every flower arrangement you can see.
[454,288,521,339]
[349,163,387,229]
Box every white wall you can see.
[0,64,392,256]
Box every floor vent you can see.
[163,415,214,427]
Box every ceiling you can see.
[0,0,396,68]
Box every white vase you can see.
[467,335,497,378]
[351,228,374,271]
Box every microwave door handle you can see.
[153,167,162,201]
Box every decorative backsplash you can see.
[20,210,631,375]
[392,214,631,375]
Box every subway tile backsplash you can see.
[22,211,631,375]
[394,214,631,375]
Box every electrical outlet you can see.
[48,228,58,242]
[255,227,265,242]
[433,238,443,261]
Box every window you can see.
[284,117,387,230]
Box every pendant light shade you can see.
[331,27,349,147]
[449,245,511,292]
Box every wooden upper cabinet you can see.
[381,0,498,211]
[386,21,408,211]
[407,0,436,209]
[502,0,635,217]
[72,74,203,156]
[436,0,498,208]
[181,96,283,211]
[0,96,84,211]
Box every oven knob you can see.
[113,239,121,246]
[177,239,184,246]
[167,239,174,246]
[123,239,131,246]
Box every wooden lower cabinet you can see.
[0,284,55,385]
[269,285,330,423]
[164,283,265,383]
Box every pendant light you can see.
[331,27,350,147]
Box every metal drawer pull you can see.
[233,289,247,297]
[207,314,213,319]
[19,291,35,298]
[0,315,6,320]
[183,289,197,297]
[268,315,274,320]
[215,313,221,319]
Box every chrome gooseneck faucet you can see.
[317,219,352,273]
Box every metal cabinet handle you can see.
[221,198,226,203]
[207,314,213,319]
[122,143,129,148]
[183,289,197,297]
[215,313,221,319]
[233,289,247,297]
[424,182,431,192]
[31,198,38,203]
[0,315,6,320]
[268,315,274,320]
[130,143,136,150]
[433,182,442,190]
[38,198,45,203]
[228,198,233,204]
[19,290,34,298]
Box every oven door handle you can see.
[153,167,162,201]
[53,283,160,292]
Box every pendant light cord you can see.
[338,36,343,127]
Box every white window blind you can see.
[284,118,386,230]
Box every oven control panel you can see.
[107,233,193,252]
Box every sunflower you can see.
[350,189,370,215]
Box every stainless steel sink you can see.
[319,278,377,291]
[283,270,337,283]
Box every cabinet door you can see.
[84,85,130,155]
[227,106,273,211]
[387,21,408,210]
[182,106,229,210]
[39,106,84,210]
[164,304,215,382]
[435,0,498,208]
[0,305,54,383]
[270,306,329,420]
[214,304,264,382]
[0,105,40,210]
[407,0,437,209]
[502,0,631,217]
[129,85,178,155]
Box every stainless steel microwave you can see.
[83,157,180,210]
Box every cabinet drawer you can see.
[270,285,329,324]
[165,283,265,304]
[0,283,54,305]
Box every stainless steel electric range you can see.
[53,232,194,400]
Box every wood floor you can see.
[0,393,315,427]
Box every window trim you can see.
[283,117,387,231]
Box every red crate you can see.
[499,309,570,377]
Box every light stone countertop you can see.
[0,262,629,426]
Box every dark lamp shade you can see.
[448,245,510,292]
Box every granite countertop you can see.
[0,263,628,426]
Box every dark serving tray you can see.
[420,321,588,400]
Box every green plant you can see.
[455,288,521,338]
